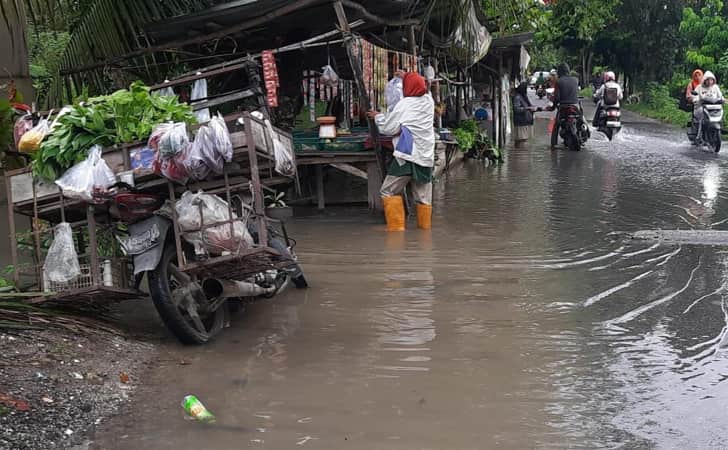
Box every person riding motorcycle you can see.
[535,71,546,90]
[690,70,723,137]
[592,71,623,125]
[550,63,583,150]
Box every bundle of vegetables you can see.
[34,81,196,180]
[453,119,479,152]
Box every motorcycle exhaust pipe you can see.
[202,278,276,299]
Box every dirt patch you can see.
[0,328,157,450]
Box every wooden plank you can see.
[296,156,377,166]
[330,163,368,180]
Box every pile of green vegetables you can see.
[34,81,196,180]
[452,119,502,163]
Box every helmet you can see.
[550,69,557,76]
[603,71,615,82]
[704,71,716,83]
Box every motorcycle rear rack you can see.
[179,246,296,281]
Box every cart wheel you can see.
[148,241,227,345]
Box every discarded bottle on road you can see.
[181,395,215,422]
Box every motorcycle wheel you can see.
[148,241,227,345]
[565,130,581,151]
[605,128,614,141]
[709,128,722,153]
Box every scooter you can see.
[557,100,590,151]
[688,93,723,153]
[536,85,547,99]
[593,88,622,141]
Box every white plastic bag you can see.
[148,122,189,159]
[321,65,339,87]
[264,119,295,177]
[191,78,210,122]
[175,191,253,255]
[44,223,80,283]
[208,113,233,169]
[385,77,403,112]
[184,126,214,181]
[55,145,116,202]
[17,118,51,153]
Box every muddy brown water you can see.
[92,103,728,449]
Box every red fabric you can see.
[403,72,427,97]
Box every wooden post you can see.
[315,165,325,210]
[5,175,19,288]
[87,206,100,286]
[244,112,267,246]
[333,1,386,178]
[366,161,382,210]
[408,26,417,62]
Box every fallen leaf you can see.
[119,372,130,384]
[0,393,30,411]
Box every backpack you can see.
[604,87,619,106]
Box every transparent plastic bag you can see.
[148,122,189,159]
[44,222,80,283]
[55,145,117,202]
[184,126,214,181]
[17,117,50,153]
[13,115,33,149]
[191,78,210,122]
[175,191,253,255]
[321,65,339,87]
[264,119,296,177]
[385,77,403,112]
[208,113,233,170]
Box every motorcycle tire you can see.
[148,241,227,345]
[605,128,614,141]
[709,129,722,153]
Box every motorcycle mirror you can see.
[692,91,698,96]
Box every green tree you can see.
[680,0,728,82]
[543,0,621,82]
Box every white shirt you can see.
[595,81,623,106]
[375,93,436,168]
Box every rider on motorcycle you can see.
[691,71,723,134]
[550,63,583,150]
[592,71,623,125]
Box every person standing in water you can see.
[512,82,540,147]
[368,72,435,231]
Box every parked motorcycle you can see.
[688,92,723,153]
[557,101,590,151]
[113,184,307,344]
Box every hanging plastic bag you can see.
[385,77,403,112]
[208,113,233,170]
[263,119,295,177]
[13,115,33,149]
[44,223,80,283]
[148,122,189,160]
[175,191,253,255]
[321,65,339,87]
[55,145,117,202]
[17,117,51,153]
[183,126,214,181]
[191,78,210,122]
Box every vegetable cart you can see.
[6,111,307,344]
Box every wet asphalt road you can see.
[91,96,728,449]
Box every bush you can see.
[625,82,690,127]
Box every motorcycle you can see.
[536,85,547,99]
[557,101,590,151]
[688,92,723,153]
[112,183,307,344]
[593,88,622,141]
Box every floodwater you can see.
[92,101,728,449]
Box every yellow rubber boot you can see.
[382,196,405,231]
[416,204,432,230]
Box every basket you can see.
[43,259,131,294]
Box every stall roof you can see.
[489,32,534,50]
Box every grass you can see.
[623,82,690,128]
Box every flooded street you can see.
[93,105,728,449]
